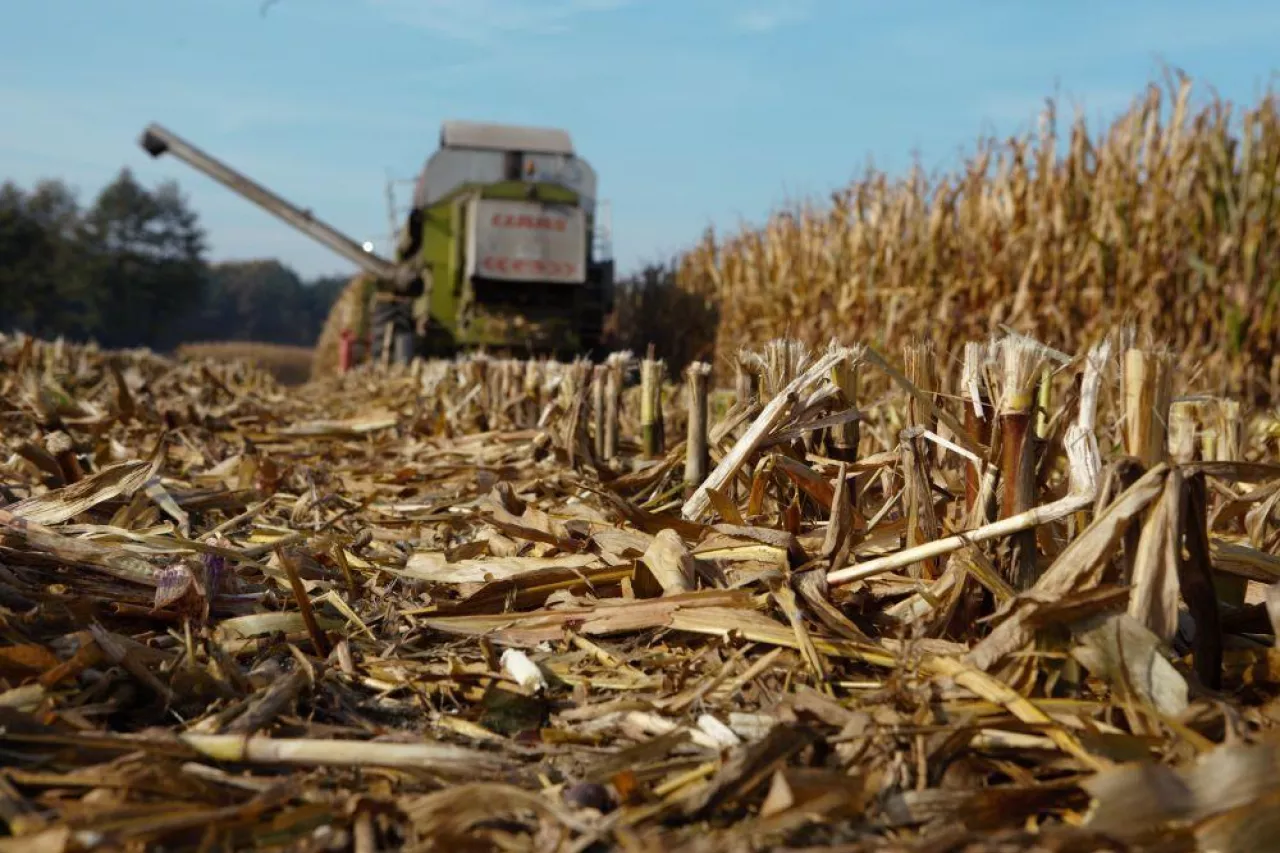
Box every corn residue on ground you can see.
[177,341,316,386]
[1,329,1279,852]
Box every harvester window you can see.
[504,151,523,181]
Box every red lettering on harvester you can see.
[480,256,578,278]
[489,212,567,231]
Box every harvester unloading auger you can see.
[138,120,615,376]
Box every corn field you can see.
[667,72,1280,406]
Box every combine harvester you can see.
[138,120,615,375]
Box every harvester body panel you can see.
[416,120,597,211]
[409,120,612,357]
[464,196,587,285]
[412,177,606,355]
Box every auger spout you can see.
[139,122,398,280]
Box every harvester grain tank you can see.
[137,120,614,369]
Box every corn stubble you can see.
[3,322,1280,852]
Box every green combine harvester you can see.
[138,120,615,366]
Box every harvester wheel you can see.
[370,299,415,366]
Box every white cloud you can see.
[365,0,630,43]
[732,1,812,33]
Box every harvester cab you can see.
[137,119,614,372]
[409,120,614,358]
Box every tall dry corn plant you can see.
[675,72,1280,405]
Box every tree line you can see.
[1,167,709,365]
[0,169,349,351]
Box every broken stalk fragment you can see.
[825,356,860,463]
[603,351,626,460]
[1211,396,1249,606]
[961,341,994,516]
[1168,400,1199,465]
[998,338,1043,591]
[900,426,941,579]
[523,360,542,429]
[640,348,665,458]
[592,364,607,461]
[684,361,712,496]
[1216,398,1244,465]
[903,337,939,434]
[1121,346,1174,469]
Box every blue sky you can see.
[3,0,1279,280]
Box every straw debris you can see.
[1,327,1279,851]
